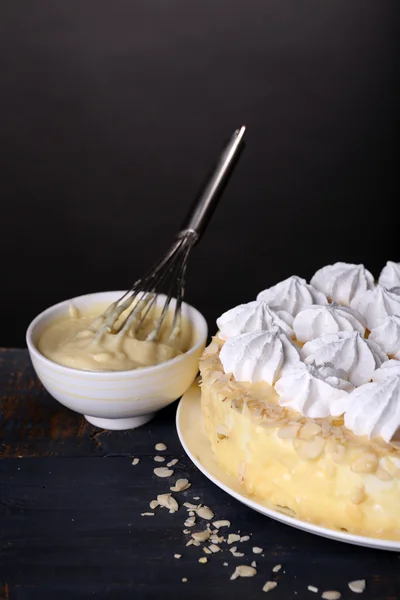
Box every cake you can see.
[199,262,400,540]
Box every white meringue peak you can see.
[301,331,387,387]
[372,359,400,382]
[369,315,400,358]
[379,261,400,290]
[219,327,301,385]
[257,275,327,317]
[310,262,375,305]
[350,285,400,330]
[275,364,352,419]
[344,377,400,443]
[292,303,366,343]
[216,301,294,341]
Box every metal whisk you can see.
[94,126,246,344]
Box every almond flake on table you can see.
[308,586,318,593]
[251,561,257,568]
[230,565,257,580]
[191,529,210,543]
[272,564,282,573]
[153,467,174,478]
[229,546,244,557]
[170,478,191,492]
[252,546,263,554]
[140,512,154,516]
[131,458,140,465]
[348,580,366,594]
[203,547,212,555]
[149,500,159,510]
[240,535,250,542]
[208,544,220,553]
[321,592,341,600]
[227,533,241,544]
[213,520,231,529]
[196,505,214,520]
[184,502,198,510]
[155,443,167,451]
[174,554,181,559]
[210,534,224,544]
[182,578,188,583]
[153,455,165,462]
[184,516,196,527]
[199,557,208,564]
[223,562,228,567]
[167,459,178,467]
[262,581,278,593]
[193,496,200,500]
[157,493,179,513]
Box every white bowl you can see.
[26,291,208,430]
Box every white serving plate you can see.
[176,383,400,552]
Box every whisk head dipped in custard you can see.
[93,126,246,345]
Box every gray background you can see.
[0,0,397,346]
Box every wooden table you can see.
[0,348,399,600]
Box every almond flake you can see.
[251,560,257,568]
[348,580,366,594]
[228,534,241,544]
[272,564,282,573]
[322,592,341,600]
[174,554,181,559]
[196,505,214,520]
[203,547,212,555]
[213,520,231,529]
[189,511,195,516]
[183,529,190,534]
[231,565,257,580]
[208,544,220,553]
[155,443,167,451]
[308,586,318,593]
[154,456,165,462]
[132,458,140,465]
[262,581,278,593]
[193,496,200,500]
[210,534,224,544]
[182,578,187,583]
[170,478,191,492]
[184,502,198,510]
[153,467,173,478]
[141,512,154,516]
[167,459,178,467]
[223,562,228,566]
[240,535,250,542]
[149,500,159,510]
[252,546,263,554]
[199,557,208,564]
[192,529,210,543]
[184,517,196,527]
[157,493,178,513]
[230,546,244,557]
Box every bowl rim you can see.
[26,290,208,379]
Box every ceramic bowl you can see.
[26,291,208,430]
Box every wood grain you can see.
[0,349,399,600]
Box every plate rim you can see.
[176,383,400,552]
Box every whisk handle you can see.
[178,126,246,243]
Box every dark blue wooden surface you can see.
[0,349,399,599]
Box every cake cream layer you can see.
[199,337,400,540]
